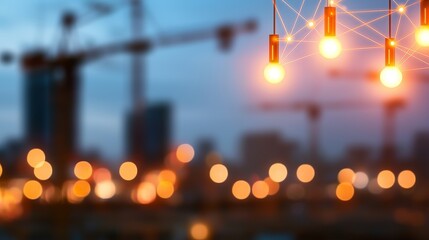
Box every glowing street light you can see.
[416,0,429,46]
[319,3,342,59]
[264,0,285,84]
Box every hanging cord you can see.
[388,0,392,38]
[273,0,277,34]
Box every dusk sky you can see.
[0,0,428,162]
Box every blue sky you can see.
[0,0,428,162]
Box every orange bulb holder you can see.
[385,38,396,66]
[421,0,429,25]
[269,34,280,63]
[324,7,337,36]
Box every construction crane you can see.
[259,98,406,164]
[329,68,413,163]
[328,69,429,83]
[16,11,256,187]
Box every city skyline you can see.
[0,0,428,162]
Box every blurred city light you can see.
[252,180,269,199]
[190,222,210,240]
[119,161,138,181]
[296,164,315,183]
[377,170,396,189]
[337,168,355,183]
[232,180,251,200]
[74,161,93,180]
[209,164,228,183]
[336,182,355,201]
[397,170,416,189]
[268,163,288,183]
[23,180,43,200]
[95,180,116,199]
[33,161,53,181]
[159,170,177,185]
[72,180,91,198]
[27,148,46,168]
[136,182,157,204]
[264,177,280,196]
[93,168,112,183]
[352,171,369,189]
[176,144,195,163]
[156,181,175,199]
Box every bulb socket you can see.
[422,0,429,25]
[385,38,396,66]
[269,34,280,63]
[324,7,337,36]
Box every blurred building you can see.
[23,51,54,151]
[125,103,171,167]
[22,49,79,184]
[240,132,298,174]
[413,131,429,177]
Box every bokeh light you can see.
[33,161,53,181]
[251,180,269,199]
[136,182,156,204]
[397,170,416,189]
[74,161,93,180]
[337,168,355,183]
[23,180,43,200]
[95,180,116,199]
[176,144,195,163]
[297,164,315,183]
[336,182,355,201]
[72,180,91,198]
[264,63,285,84]
[268,163,288,183]
[264,177,280,196]
[159,170,177,184]
[209,164,228,183]
[232,180,251,200]
[377,170,396,189]
[190,222,209,240]
[119,162,138,181]
[0,163,2,177]
[27,148,45,168]
[93,168,112,182]
[352,171,369,189]
[157,181,175,199]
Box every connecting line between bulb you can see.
[273,0,277,34]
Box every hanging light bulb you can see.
[380,1,402,88]
[416,0,429,46]
[264,35,285,84]
[264,0,285,84]
[319,3,342,59]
